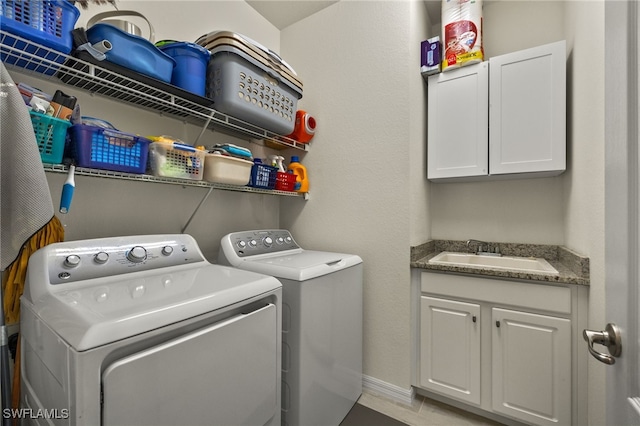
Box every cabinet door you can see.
[489,41,566,176]
[420,296,481,405]
[427,63,489,180]
[492,308,571,426]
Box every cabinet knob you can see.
[496,320,501,328]
[472,315,477,323]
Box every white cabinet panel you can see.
[492,307,571,426]
[427,63,489,180]
[420,296,481,405]
[489,41,566,176]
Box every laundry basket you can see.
[197,31,303,135]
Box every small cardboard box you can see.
[421,37,441,77]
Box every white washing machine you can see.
[20,234,282,426]
[218,229,363,426]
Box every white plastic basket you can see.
[203,153,252,185]
[148,142,206,180]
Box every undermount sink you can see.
[428,252,559,276]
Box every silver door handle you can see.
[583,323,622,365]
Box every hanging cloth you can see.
[0,61,65,323]
[0,61,65,417]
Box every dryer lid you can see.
[25,264,281,351]
[236,250,362,281]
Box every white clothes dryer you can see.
[20,234,282,426]
[219,229,363,426]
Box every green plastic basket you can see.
[29,111,71,164]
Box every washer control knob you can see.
[64,255,81,268]
[276,237,284,244]
[249,239,258,248]
[161,246,173,256]
[263,237,273,247]
[237,241,247,249]
[94,252,109,264]
[285,236,292,244]
[127,246,147,263]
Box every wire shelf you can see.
[0,30,308,151]
[43,163,302,197]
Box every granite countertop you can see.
[411,240,590,286]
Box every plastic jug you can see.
[287,156,309,193]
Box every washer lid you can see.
[236,250,363,281]
[26,264,281,351]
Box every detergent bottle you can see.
[287,156,309,193]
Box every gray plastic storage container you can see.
[197,31,303,135]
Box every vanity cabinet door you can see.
[427,62,489,180]
[420,296,481,405]
[492,307,571,426]
[489,40,566,176]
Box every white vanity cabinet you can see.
[427,40,566,181]
[420,296,481,405]
[491,307,571,426]
[417,272,586,426]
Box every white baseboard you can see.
[362,374,415,406]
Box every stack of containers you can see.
[196,31,303,135]
[0,0,80,75]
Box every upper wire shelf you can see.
[0,30,308,151]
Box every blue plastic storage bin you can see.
[0,0,80,75]
[86,23,175,83]
[68,124,150,174]
[158,42,210,96]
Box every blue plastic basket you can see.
[249,162,277,189]
[68,124,150,174]
[30,110,71,164]
[0,0,80,75]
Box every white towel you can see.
[0,62,55,271]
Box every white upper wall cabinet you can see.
[427,63,489,180]
[427,41,566,182]
[489,41,566,176]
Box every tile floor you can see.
[357,390,504,426]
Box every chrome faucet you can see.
[466,239,501,256]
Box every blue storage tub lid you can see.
[86,23,176,83]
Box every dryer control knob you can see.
[249,239,258,248]
[64,255,81,268]
[94,252,109,264]
[127,246,147,263]
[263,237,273,247]
[161,246,173,256]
